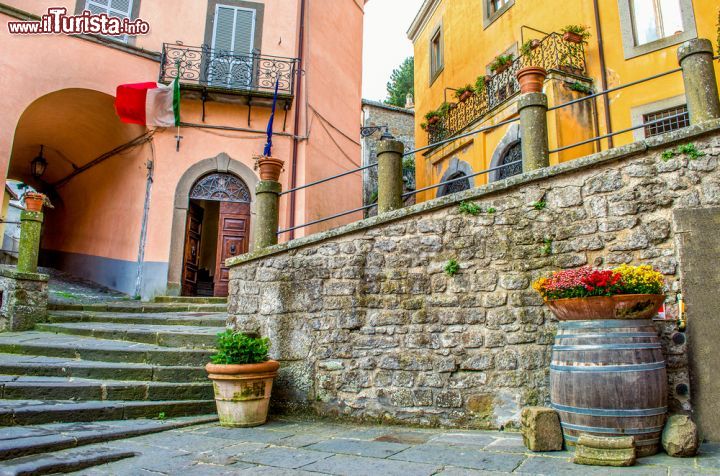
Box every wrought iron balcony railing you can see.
[159,43,298,97]
[427,32,588,144]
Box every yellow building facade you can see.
[408,0,720,202]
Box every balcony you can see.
[427,32,588,144]
[159,43,298,106]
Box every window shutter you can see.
[85,0,133,42]
[213,6,255,54]
[213,6,235,52]
[234,9,255,55]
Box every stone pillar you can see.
[678,38,720,124]
[518,92,550,172]
[377,140,405,213]
[254,180,281,249]
[17,210,43,274]
[0,267,48,331]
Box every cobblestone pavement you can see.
[70,419,720,475]
[43,268,130,305]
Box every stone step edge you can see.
[153,296,227,304]
[0,357,208,383]
[0,446,136,476]
[0,399,217,426]
[0,414,218,461]
[48,303,227,313]
[46,313,227,328]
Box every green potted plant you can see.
[516,40,547,94]
[474,75,487,96]
[206,330,279,427]
[490,53,514,75]
[425,109,441,125]
[533,264,665,320]
[561,25,591,44]
[455,84,475,102]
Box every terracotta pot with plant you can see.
[561,25,590,44]
[455,84,475,103]
[255,156,285,182]
[23,192,47,212]
[425,110,440,125]
[490,53,514,75]
[533,264,665,321]
[206,330,279,428]
[516,66,548,94]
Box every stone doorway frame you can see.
[166,153,258,296]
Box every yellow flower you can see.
[612,264,664,294]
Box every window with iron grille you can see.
[643,105,689,137]
[439,172,471,197]
[497,142,523,180]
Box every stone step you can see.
[0,399,216,426]
[0,354,208,383]
[0,415,218,461]
[48,302,227,313]
[0,444,135,475]
[0,333,213,367]
[35,322,219,349]
[48,310,227,327]
[153,296,227,304]
[0,376,213,402]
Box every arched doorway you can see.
[497,141,523,180]
[181,172,251,297]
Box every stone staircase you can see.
[0,296,227,474]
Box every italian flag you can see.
[115,78,180,127]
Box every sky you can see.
[362,0,425,102]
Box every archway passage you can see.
[182,173,251,297]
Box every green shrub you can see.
[444,259,460,277]
[532,200,547,210]
[486,207,497,214]
[458,201,482,216]
[661,143,704,161]
[211,330,270,365]
[568,81,593,94]
[474,76,487,95]
[490,54,514,73]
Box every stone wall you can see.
[361,100,415,206]
[228,121,720,429]
[0,266,48,331]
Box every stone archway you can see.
[489,123,523,182]
[166,153,258,296]
[436,157,475,198]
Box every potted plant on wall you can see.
[516,40,548,94]
[425,109,441,126]
[490,53,515,75]
[455,84,475,103]
[532,264,665,320]
[206,330,279,427]
[561,25,590,44]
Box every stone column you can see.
[377,140,405,213]
[17,210,43,274]
[678,38,720,124]
[518,92,550,172]
[254,180,281,249]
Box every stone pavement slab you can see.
[238,446,334,469]
[302,453,442,476]
[306,438,410,458]
[390,443,527,472]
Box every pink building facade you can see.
[0,0,364,298]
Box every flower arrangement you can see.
[533,265,664,301]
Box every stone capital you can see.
[677,38,714,64]
[377,139,405,157]
[256,180,282,195]
[518,92,548,111]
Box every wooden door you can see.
[214,201,250,297]
[181,202,204,296]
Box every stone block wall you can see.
[0,266,48,331]
[229,122,720,429]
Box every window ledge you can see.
[624,31,697,60]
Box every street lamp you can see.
[31,145,48,179]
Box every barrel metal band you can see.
[550,361,666,373]
[555,332,658,340]
[551,402,667,417]
[558,320,654,329]
[564,434,660,446]
[553,343,662,351]
[560,422,665,435]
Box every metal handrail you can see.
[277,202,376,235]
[403,161,521,198]
[280,162,379,196]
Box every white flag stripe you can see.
[145,82,176,127]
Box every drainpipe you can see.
[593,0,613,148]
[134,145,154,299]
[288,0,306,240]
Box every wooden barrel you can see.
[550,319,667,457]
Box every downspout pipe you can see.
[593,0,613,148]
[289,0,306,240]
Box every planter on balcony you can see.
[516,66,548,94]
[563,31,584,44]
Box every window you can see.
[643,105,689,137]
[618,0,696,59]
[484,0,514,28]
[429,26,443,84]
[631,0,683,46]
[497,142,523,180]
[81,0,135,43]
[210,4,257,88]
[440,172,471,197]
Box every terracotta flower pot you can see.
[206,360,280,427]
[563,31,583,44]
[459,91,474,102]
[493,63,511,75]
[545,294,664,321]
[516,66,548,94]
[23,192,45,212]
[256,156,284,182]
[428,116,440,125]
